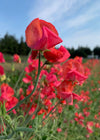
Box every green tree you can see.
[93,46,100,57]
[0,33,18,54]
[75,46,92,58]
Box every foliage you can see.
[67,46,92,58]
[0,33,30,55]
[93,46,100,57]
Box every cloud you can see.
[28,0,90,22]
[63,1,100,30]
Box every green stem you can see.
[0,131,14,139]
[23,60,47,124]
[24,94,38,121]
[14,50,32,92]
[7,52,41,113]
[42,100,61,123]
[1,118,7,135]
[24,92,41,125]
[15,127,34,132]
[0,127,35,139]
[0,118,15,139]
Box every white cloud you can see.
[28,0,90,22]
[61,1,100,30]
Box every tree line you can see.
[0,33,100,58]
[66,46,100,58]
[0,33,30,55]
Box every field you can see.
[0,53,100,140]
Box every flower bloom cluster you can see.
[0,52,18,114]
[0,83,18,114]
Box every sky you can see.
[0,0,100,50]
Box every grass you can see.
[1,62,25,72]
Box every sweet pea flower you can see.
[0,52,5,63]
[26,18,70,63]
[57,128,62,132]
[22,74,32,84]
[13,54,21,63]
[86,121,94,133]
[62,56,88,85]
[0,65,4,76]
[25,18,62,50]
[44,45,70,63]
[0,83,18,113]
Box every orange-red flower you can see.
[62,56,88,85]
[44,45,70,63]
[25,18,62,50]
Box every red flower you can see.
[0,83,14,101]
[28,51,38,63]
[13,54,21,63]
[0,83,18,113]
[0,65,4,75]
[57,128,62,132]
[86,121,94,133]
[44,45,70,63]
[23,74,32,83]
[62,56,88,85]
[57,80,81,104]
[74,112,84,127]
[25,59,43,73]
[66,69,87,85]
[0,52,5,63]
[25,18,62,50]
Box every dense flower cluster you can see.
[16,18,89,119]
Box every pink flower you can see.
[13,54,21,63]
[25,59,43,73]
[86,121,94,133]
[0,83,18,113]
[75,104,79,109]
[0,83,14,101]
[66,69,87,85]
[0,65,4,75]
[74,112,84,127]
[22,74,32,83]
[0,52,5,63]
[28,51,38,63]
[57,128,62,132]
[95,123,100,128]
